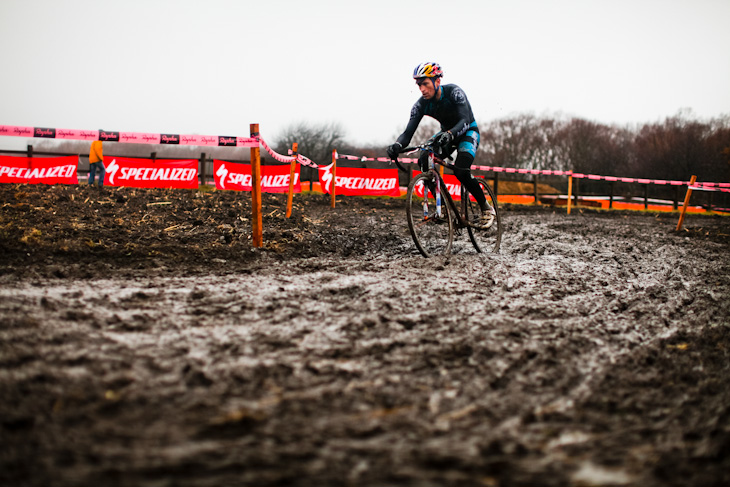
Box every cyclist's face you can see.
[416,77,440,100]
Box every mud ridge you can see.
[1,184,729,486]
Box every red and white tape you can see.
[689,184,730,193]
[257,136,318,169]
[0,125,258,148]
[0,123,321,168]
[336,151,727,189]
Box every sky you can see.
[1,0,729,152]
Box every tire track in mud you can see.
[1,206,729,486]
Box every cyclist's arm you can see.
[444,86,473,138]
[396,102,424,147]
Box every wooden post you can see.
[533,174,539,205]
[199,153,206,186]
[331,149,337,208]
[286,143,297,218]
[250,124,263,247]
[493,172,499,199]
[567,174,573,215]
[609,182,614,209]
[676,175,697,231]
[26,144,33,175]
[643,184,649,210]
[151,151,157,163]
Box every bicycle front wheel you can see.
[463,178,502,253]
[406,173,454,257]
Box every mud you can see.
[1,184,729,487]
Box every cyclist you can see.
[388,62,495,228]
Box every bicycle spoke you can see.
[460,178,502,253]
[406,174,453,257]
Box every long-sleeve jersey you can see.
[396,83,477,147]
[89,140,103,163]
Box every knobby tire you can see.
[406,172,454,257]
[462,178,502,253]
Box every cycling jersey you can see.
[396,84,478,147]
[394,82,486,208]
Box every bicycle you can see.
[392,142,502,258]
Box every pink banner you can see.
[0,125,34,138]
[318,164,400,197]
[180,134,219,146]
[0,155,78,185]
[0,124,259,148]
[213,160,301,193]
[118,132,161,144]
[104,157,198,189]
[56,128,98,141]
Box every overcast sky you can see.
[1,0,728,152]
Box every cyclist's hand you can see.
[435,131,453,151]
[387,142,402,160]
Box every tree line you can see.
[476,111,729,184]
[275,111,730,186]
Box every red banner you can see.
[318,164,400,197]
[413,171,464,201]
[0,155,78,185]
[213,160,301,193]
[104,157,198,189]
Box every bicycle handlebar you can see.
[401,143,454,162]
[389,142,453,173]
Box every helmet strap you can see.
[433,79,441,100]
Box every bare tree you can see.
[634,111,730,182]
[274,121,347,166]
[479,114,565,171]
[556,119,635,176]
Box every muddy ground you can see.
[1,183,729,487]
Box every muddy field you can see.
[1,183,729,487]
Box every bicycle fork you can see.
[423,178,443,219]
[423,153,443,219]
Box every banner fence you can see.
[0,155,78,185]
[1,124,728,197]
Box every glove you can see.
[387,142,403,160]
[434,131,453,152]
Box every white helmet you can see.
[413,62,443,79]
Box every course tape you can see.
[337,153,412,164]
[689,185,730,193]
[257,137,318,169]
[0,123,323,169]
[0,124,258,148]
[337,152,727,189]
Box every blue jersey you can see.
[396,84,478,147]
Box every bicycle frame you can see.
[402,144,476,229]
[395,142,502,257]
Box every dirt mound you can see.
[1,184,729,487]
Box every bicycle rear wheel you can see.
[406,173,453,257]
[463,178,502,253]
